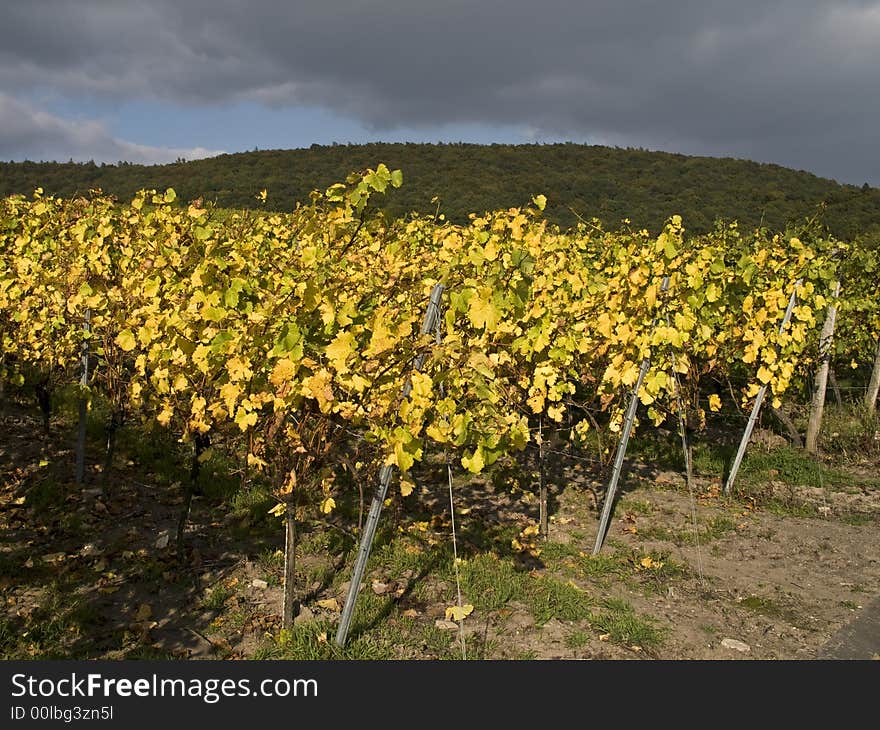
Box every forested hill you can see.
[3,142,879,238]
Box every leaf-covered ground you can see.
[2,398,878,661]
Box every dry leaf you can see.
[316,598,340,612]
[134,603,152,621]
[444,604,474,622]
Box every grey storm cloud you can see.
[1,0,878,183]
[0,93,223,164]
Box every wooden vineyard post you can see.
[335,283,445,648]
[592,276,669,555]
[281,506,297,630]
[724,279,801,496]
[865,339,880,415]
[75,309,91,485]
[538,416,548,537]
[805,281,841,453]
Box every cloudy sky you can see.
[1,1,878,185]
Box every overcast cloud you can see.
[1,1,878,184]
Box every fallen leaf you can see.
[134,603,152,621]
[445,604,474,622]
[316,598,340,612]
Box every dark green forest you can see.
[3,142,879,238]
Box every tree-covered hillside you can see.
[2,142,879,237]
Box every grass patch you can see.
[737,595,792,621]
[460,554,524,611]
[521,575,593,626]
[617,497,654,515]
[737,447,848,490]
[838,512,877,526]
[639,514,737,545]
[692,442,728,477]
[565,629,592,649]
[202,584,234,611]
[589,597,665,648]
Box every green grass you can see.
[521,576,593,626]
[588,598,665,648]
[638,514,737,545]
[578,551,628,577]
[617,497,654,515]
[202,584,234,611]
[737,595,792,622]
[0,586,100,659]
[460,554,524,611]
[565,629,592,649]
[814,404,880,460]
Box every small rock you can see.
[251,579,269,590]
[434,619,459,631]
[721,638,751,653]
[294,606,315,625]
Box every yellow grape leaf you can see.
[325,331,354,374]
[461,448,485,474]
[365,309,395,356]
[708,394,722,412]
[756,365,772,385]
[468,291,501,331]
[445,604,474,622]
[268,503,286,517]
[301,369,334,413]
[157,404,174,426]
[316,598,340,612]
[320,497,336,514]
[234,406,258,431]
[270,358,297,387]
[116,329,137,352]
[400,477,415,497]
[227,356,253,383]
